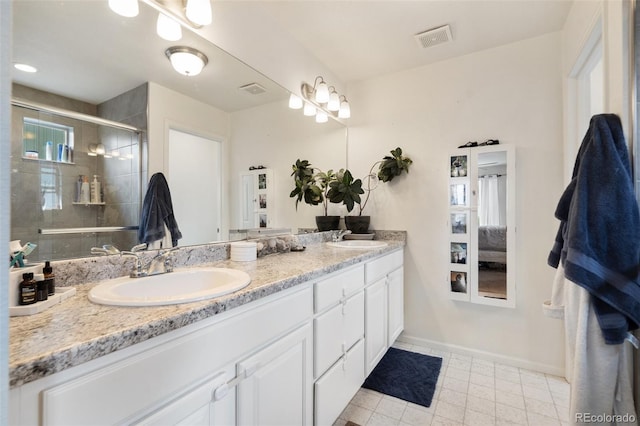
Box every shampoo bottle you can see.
[34,273,48,302]
[80,176,90,203]
[90,175,101,204]
[43,261,55,296]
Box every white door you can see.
[365,278,388,375]
[237,324,313,426]
[168,129,221,245]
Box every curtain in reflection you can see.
[478,175,506,226]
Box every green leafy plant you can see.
[358,147,413,215]
[327,169,364,213]
[290,159,336,215]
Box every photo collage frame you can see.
[449,154,470,301]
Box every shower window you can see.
[22,117,75,163]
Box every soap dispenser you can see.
[90,175,101,204]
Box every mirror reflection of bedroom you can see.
[477,151,508,299]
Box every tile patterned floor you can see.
[334,342,570,426]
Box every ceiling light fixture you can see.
[157,12,182,41]
[165,46,208,76]
[291,76,351,123]
[185,0,212,26]
[108,0,139,17]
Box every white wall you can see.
[347,32,566,373]
[229,101,347,231]
[147,82,231,238]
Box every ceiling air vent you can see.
[239,82,266,95]
[414,24,453,49]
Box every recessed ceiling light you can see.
[14,63,37,73]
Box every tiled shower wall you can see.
[10,83,146,261]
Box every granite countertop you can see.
[9,239,404,388]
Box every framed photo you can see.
[450,242,467,264]
[259,213,267,228]
[450,155,468,178]
[259,193,267,209]
[450,212,467,234]
[450,271,468,293]
[450,183,467,207]
[258,173,267,190]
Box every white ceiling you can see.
[258,0,574,84]
[11,0,574,110]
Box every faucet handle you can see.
[130,243,147,252]
[91,247,108,255]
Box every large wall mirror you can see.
[448,145,515,308]
[11,0,347,262]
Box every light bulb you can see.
[108,0,139,17]
[157,13,182,41]
[327,91,340,111]
[14,63,37,73]
[315,81,329,103]
[315,110,328,123]
[303,103,316,116]
[95,143,106,155]
[185,0,212,26]
[338,100,351,119]
[288,93,303,109]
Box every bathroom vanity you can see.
[9,238,404,425]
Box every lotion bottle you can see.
[19,273,37,305]
[80,176,90,203]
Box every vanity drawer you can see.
[365,249,403,284]
[314,338,365,426]
[314,290,365,378]
[314,264,365,313]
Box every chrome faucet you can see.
[121,244,178,278]
[332,230,352,242]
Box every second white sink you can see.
[326,240,388,249]
[88,267,251,307]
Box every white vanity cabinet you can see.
[365,249,404,375]
[313,265,366,426]
[10,285,313,426]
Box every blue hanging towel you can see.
[548,114,640,344]
[138,172,182,247]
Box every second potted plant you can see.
[290,159,339,231]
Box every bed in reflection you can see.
[478,225,507,299]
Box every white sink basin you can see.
[88,267,251,307]
[326,240,388,249]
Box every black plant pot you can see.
[345,216,371,234]
[316,215,340,231]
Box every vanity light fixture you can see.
[185,0,213,26]
[165,46,208,76]
[108,0,139,17]
[156,12,182,41]
[291,76,351,122]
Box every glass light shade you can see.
[338,100,351,119]
[303,103,316,116]
[95,143,106,155]
[185,0,212,26]
[157,13,182,41]
[166,47,208,76]
[288,93,303,109]
[315,81,329,103]
[315,110,328,123]
[108,0,139,17]
[327,92,340,111]
[14,63,37,73]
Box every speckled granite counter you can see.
[9,235,405,388]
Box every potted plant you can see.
[290,159,340,231]
[345,147,413,233]
[326,169,364,215]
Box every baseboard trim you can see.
[397,334,565,377]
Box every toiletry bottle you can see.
[19,273,37,305]
[91,175,101,203]
[76,175,83,202]
[80,176,90,203]
[43,261,55,296]
[34,273,48,302]
[45,141,53,161]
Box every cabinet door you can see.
[135,364,235,426]
[237,323,313,426]
[365,278,388,375]
[387,267,404,346]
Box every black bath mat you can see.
[362,347,442,408]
